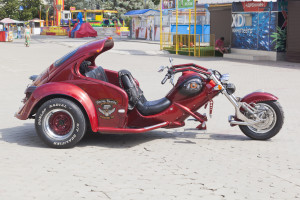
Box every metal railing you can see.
[161,33,215,57]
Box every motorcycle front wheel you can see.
[239,101,284,140]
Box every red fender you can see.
[17,82,98,132]
[241,92,278,104]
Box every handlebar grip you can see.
[161,75,169,84]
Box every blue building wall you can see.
[170,24,211,42]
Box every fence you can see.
[161,33,215,57]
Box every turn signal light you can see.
[213,84,223,91]
[209,80,216,87]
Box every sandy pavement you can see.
[0,35,300,200]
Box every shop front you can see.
[229,1,288,60]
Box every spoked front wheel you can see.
[239,101,284,140]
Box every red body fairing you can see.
[241,92,278,104]
[15,38,217,133]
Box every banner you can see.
[232,2,277,12]
[178,0,194,9]
[231,12,277,51]
[162,0,176,10]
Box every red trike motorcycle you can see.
[15,38,284,148]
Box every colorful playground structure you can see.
[41,0,126,37]
[69,10,123,27]
[68,11,97,38]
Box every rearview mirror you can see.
[169,57,174,66]
[158,66,166,72]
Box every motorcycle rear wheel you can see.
[239,101,284,140]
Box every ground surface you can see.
[0,35,300,200]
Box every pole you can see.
[176,0,178,55]
[160,0,163,50]
[194,0,196,57]
[46,10,48,26]
[189,9,191,56]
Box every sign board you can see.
[70,7,76,11]
[178,0,194,9]
[162,0,176,10]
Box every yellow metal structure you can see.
[160,0,215,57]
[176,1,179,55]
[71,10,118,22]
[188,9,191,56]
[160,0,163,50]
[161,33,215,57]
[95,15,103,21]
[194,0,197,57]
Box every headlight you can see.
[226,83,236,95]
[220,74,230,83]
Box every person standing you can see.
[17,26,22,39]
[24,25,31,47]
[149,25,152,41]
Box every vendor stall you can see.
[29,19,44,35]
[0,18,22,42]
[125,9,160,40]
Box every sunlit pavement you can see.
[0,35,300,200]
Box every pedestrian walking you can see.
[24,25,31,47]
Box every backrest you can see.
[79,61,92,75]
[85,66,108,82]
[119,70,144,110]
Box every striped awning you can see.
[124,9,160,16]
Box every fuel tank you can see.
[167,72,205,102]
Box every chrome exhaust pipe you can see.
[228,115,251,126]
[230,120,250,126]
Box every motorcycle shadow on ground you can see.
[0,123,46,148]
[0,123,250,149]
[78,129,251,148]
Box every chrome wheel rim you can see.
[247,103,277,134]
[42,109,75,140]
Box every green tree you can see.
[153,0,160,5]
[0,0,20,20]
[98,0,157,16]
[0,0,44,21]
[19,0,44,21]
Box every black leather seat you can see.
[85,66,108,82]
[136,97,171,116]
[119,70,171,116]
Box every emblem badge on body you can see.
[96,99,118,119]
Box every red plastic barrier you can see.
[0,31,6,42]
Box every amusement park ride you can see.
[52,0,123,27]
[41,0,127,37]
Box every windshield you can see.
[54,48,78,67]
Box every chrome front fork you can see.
[209,72,260,126]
